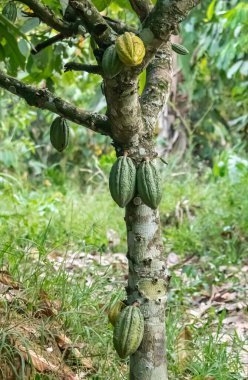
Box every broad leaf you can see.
[92,0,112,11]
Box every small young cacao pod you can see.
[108,301,125,326]
[116,32,145,66]
[109,155,136,208]
[113,306,144,358]
[50,117,69,152]
[137,159,162,209]
[2,2,17,23]
[102,45,123,79]
[172,43,189,55]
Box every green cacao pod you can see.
[2,2,17,23]
[109,155,136,208]
[116,32,145,66]
[50,117,69,152]
[108,301,125,326]
[137,159,162,209]
[102,45,123,79]
[172,43,189,55]
[113,306,144,358]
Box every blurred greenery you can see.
[180,0,248,160]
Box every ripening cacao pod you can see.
[102,45,123,79]
[116,32,145,66]
[108,301,125,326]
[109,155,136,208]
[113,306,144,358]
[50,117,69,152]
[137,159,162,209]
[172,43,189,55]
[2,1,17,23]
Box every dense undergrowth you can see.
[1,151,248,379]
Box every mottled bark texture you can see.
[126,201,169,380]
[0,1,201,379]
[141,42,173,136]
[69,0,116,47]
[104,75,144,145]
[129,0,152,21]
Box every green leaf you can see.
[92,0,112,11]
[138,69,146,95]
[112,0,132,11]
[0,14,29,40]
[21,17,40,33]
[207,0,217,21]
[59,0,69,14]
[0,21,26,74]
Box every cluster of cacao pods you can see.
[102,32,146,78]
[109,155,162,209]
[108,303,144,359]
[50,117,69,152]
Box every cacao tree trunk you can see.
[125,201,169,380]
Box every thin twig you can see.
[0,70,110,135]
[64,62,101,75]
[31,33,65,54]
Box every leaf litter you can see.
[0,270,94,380]
[168,252,248,378]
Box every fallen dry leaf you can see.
[175,326,193,372]
[16,343,79,380]
[0,270,20,289]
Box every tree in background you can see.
[0,0,200,378]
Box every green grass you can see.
[0,158,248,379]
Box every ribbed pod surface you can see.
[109,156,136,208]
[50,117,69,152]
[137,159,162,209]
[113,306,144,358]
[172,43,189,55]
[102,45,123,79]
[116,32,145,66]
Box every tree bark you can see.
[125,200,169,380]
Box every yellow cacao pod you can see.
[115,32,145,66]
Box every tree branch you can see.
[16,0,75,35]
[103,16,136,34]
[0,71,110,136]
[141,42,172,135]
[31,33,65,54]
[133,0,200,75]
[129,0,152,21]
[69,0,115,47]
[144,0,201,41]
[64,62,101,74]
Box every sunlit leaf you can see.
[207,0,217,21]
[92,0,112,11]
[138,69,146,95]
